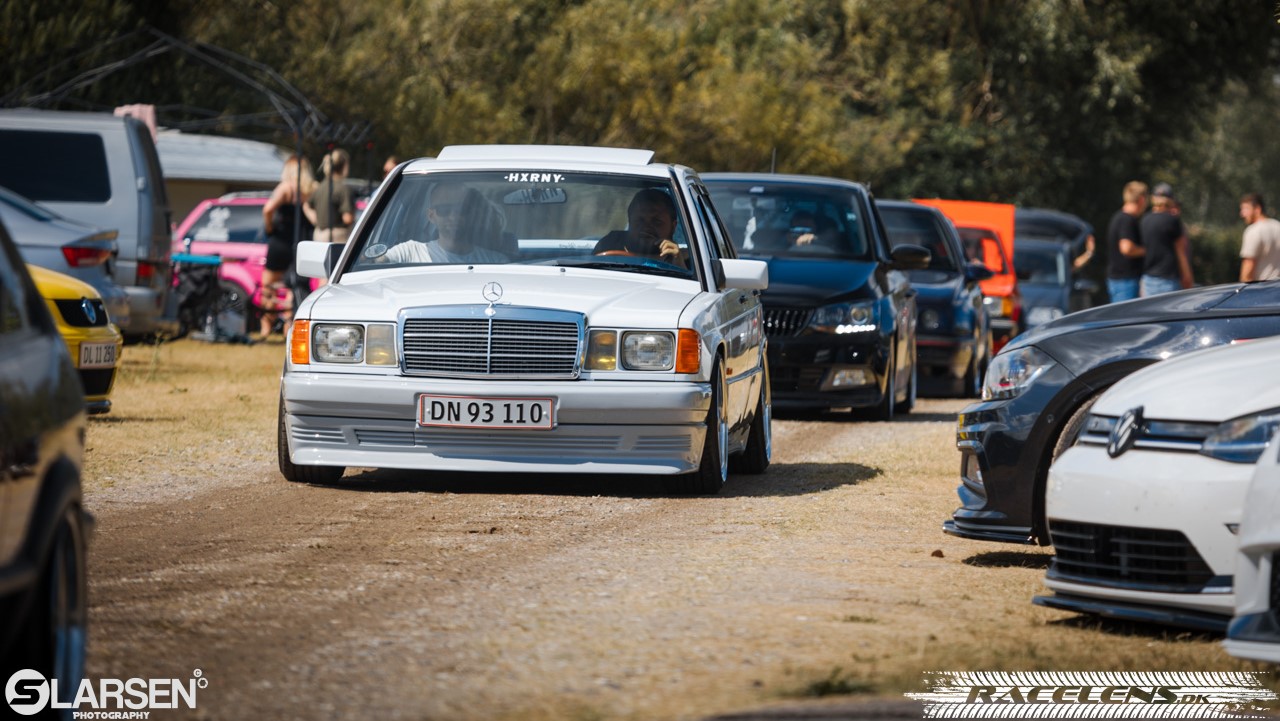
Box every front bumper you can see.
[1032,592,1228,633]
[1225,531,1280,662]
[946,363,1080,545]
[766,332,888,410]
[1037,445,1247,622]
[282,373,712,474]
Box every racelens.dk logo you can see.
[1107,406,1144,458]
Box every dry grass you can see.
[84,338,285,494]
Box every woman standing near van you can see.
[260,154,316,341]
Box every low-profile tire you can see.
[665,362,728,495]
[14,485,88,714]
[1052,391,1102,460]
[278,397,345,484]
[868,344,896,421]
[730,372,771,475]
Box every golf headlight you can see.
[810,301,876,334]
[982,346,1056,401]
[621,331,675,370]
[1200,409,1280,464]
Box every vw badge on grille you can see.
[81,298,97,325]
[1107,405,1144,458]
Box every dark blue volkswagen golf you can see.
[704,173,929,420]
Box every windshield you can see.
[349,171,697,281]
[705,181,873,261]
[878,206,960,272]
[1014,244,1066,285]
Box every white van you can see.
[0,109,177,340]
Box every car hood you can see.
[1093,335,1280,422]
[750,256,877,305]
[1004,282,1248,354]
[302,266,698,327]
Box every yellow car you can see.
[28,265,123,414]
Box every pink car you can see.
[171,192,319,338]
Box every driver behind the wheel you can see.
[592,188,687,265]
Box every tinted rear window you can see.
[0,130,111,203]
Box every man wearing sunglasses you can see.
[381,184,509,264]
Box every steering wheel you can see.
[596,249,637,257]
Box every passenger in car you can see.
[381,185,509,264]
[592,188,687,265]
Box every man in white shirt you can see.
[383,184,509,264]
[1239,192,1280,282]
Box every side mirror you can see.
[296,240,343,279]
[964,262,994,282]
[890,243,931,270]
[720,258,768,291]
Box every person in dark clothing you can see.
[592,188,687,265]
[261,154,316,340]
[1139,192,1193,296]
[1105,181,1147,302]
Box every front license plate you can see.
[79,341,117,369]
[418,394,555,430]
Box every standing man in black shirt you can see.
[1139,189,1194,296]
[1105,181,1148,302]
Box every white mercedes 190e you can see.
[277,145,771,494]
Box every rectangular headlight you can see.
[586,330,617,371]
[313,323,365,363]
[365,323,397,365]
[621,331,675,371]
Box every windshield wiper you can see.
[554,258,691,278]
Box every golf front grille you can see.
[1048,520,1214,593]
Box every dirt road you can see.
[81,341,1234,721]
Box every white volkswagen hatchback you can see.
[278,145,771,494]
[1224,431,1280,662]
[1033,335,1280,631]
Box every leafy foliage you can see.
[2,0,1277,274]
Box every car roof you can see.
[701,172,870,192]
[404,145,678,178]
[1015,207,1092,237]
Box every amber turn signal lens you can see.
[675,329,701,374]
[290,320,311,365]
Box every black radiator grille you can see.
[1049,520,1214,593]
[763,307,812,337]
